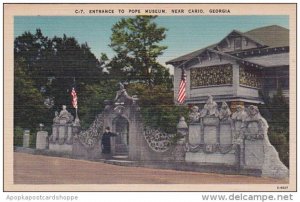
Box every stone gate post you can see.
[23,129,30,148]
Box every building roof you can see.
[244,25,289,48]
[166,25,289,65]
[245,53,289,67]
[165,44,216,64]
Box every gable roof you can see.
[165,44,216,64]
[175,48,267,70]
[166,25,289,65]
[245,25,289,48]
[219,29,266,47]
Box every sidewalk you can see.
[13,152,287,184]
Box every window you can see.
[234,38,242,50]
[190,64,233,87]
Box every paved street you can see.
[14,152,287,184]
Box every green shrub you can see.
[14,126,23,147]
[268,126,289,168]
[260,88,289,167]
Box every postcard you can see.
[3,3,297,191]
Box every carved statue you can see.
[234,105,267,141]
[219,102,232,121]
[200,95,219,117]
[189,106,200,123]
[245,105,267,125]
[231,105,247,144]
[244,105,268,138]
[114,82,133,105]
[53,111,60,124]
[58,105,74,124]
[231,105,247,121]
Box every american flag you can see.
[177,68,186,104]
[71,87,78,109]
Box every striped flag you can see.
[177,68,186,104]
[71,87,78,109]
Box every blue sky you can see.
[14,15,288,74]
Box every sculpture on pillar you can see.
[189,106,200,123]
[114,82,134,105]
[219,101,232,121]
[177,116,188,138]
[58,105,74,124]
[243,105,267,140]
[200,95,219,117]
[50,111,59,143]
[245,105,268,126]
[231,105,247,121]
[53,111,60,124]
[49,105,74,144]
[231,105,247,143]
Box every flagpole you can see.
[73,76,77,118]
[72,76,80,126]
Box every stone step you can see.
[103,159,138,166]
[112,155,128,160]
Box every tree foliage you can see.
[109,16,169,86]
[14,29,104,142]
[14,29,102,111]
[79,79,119,129]
[127,83,188,134]
[14,58,50,130]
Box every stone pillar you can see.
[66,125,73,144]
[177,117,188,141]
[111,136,116,155]
[243,121,264,169]
[232,63,240,97]
[203,117,219,144]
[23,130,30,148]
[244,139,264,169]
[52,125,58,143]
[175,117,189,162]
[188,123,201,145]
[219,120,233,145]
[36,131,48,150]
[58,125,66,144]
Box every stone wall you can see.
[184,96,289,179]
[37,89,288,179]
[185,116,237,166]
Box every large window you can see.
[190,64,233,88]
[239,65,262,88]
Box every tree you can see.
[14,29,103,118]
[14,58,50,133]
[109,16,168,86]
[14,29,52,88]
